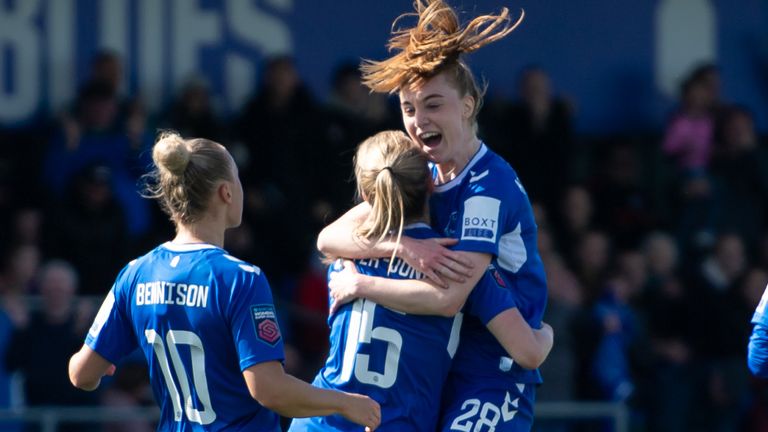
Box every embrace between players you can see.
[68,1,555,431]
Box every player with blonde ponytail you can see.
[69,131,381,431]
[318,1,551,430]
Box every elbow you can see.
[68,357,97,391]
[252,387,287,413]
[316,228,336,255]
[514,354,543,370]
[435,296,462,317]
[69,370,98,391]
[247,375,287,413]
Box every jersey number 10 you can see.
[146,329,217,425]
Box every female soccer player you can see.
[748,284,768,377]
[317,1,550,431]
[68,131,380,431]
[291,130,548,431]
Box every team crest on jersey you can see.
[251,305,282,346]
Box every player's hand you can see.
[329,260,363,315]
[399,237,473,287]
[535,322,555,361]
[339,392,381,431]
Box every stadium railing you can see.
[0,402,628,432]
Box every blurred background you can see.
[0,0,767,431]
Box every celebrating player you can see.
[292,130,546,431]
[68,131,380,431]
[317,1,551,431]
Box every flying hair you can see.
[361,0,524,93]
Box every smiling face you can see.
[399,71,477,169]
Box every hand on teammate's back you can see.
[328,260,363,314]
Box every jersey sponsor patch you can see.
[251,305,282,346]
[461,196,501,242]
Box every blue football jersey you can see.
[289,223,462,432]
[86,242,285,432]
[430,143,548,385]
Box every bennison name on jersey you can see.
[135,280,210,308]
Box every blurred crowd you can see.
[0,51,767,432]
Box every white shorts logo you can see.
[461,196,500,242]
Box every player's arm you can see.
[330,252,491,317]
[317,202,472,286]
[68,345,117,391]
[748,323,768,377]
[317,202,390,259]
[487,312,553,370]
[243,361,380,430]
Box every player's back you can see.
[289,223,461,432]
[104,243,282,431]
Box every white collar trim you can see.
[434,143,488,193]
[162,242,221,252]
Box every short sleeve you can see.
[227,268,285,371]
[465,269,517,325]
[86,285,138,364]
[748,324,768,377]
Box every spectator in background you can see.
[553,185,595,267]
[572,230,612,304]
[0,244,41,295]
[662,70,718,254]
[101,362,154,432]
[44,165,128,295]
[43,80,151,238]
[236,55,322,280]
[710,106,768,256]
[589,141,656,249]
[320,62,398,218]
[163,77,224,142]
[686,233,752,431]
[497,66,574,214]
[590,274,640,402]
[6,260,98,432]
[637,232,695,432]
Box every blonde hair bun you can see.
[153,131,191,176]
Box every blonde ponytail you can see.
[354,130,430,273]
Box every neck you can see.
[436,135,481,183]
[173,220,226,248]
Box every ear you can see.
[462,94,475,120]
[219,182,232,204]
